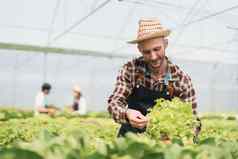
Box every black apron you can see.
[118,80,173,137]
[72,101,79,111]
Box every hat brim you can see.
[128,29,171,44]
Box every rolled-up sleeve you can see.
[179,74,197,115]
[175,70,201,135]
[107,62,134,124]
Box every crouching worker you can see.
[34,83,57,116]
[107,18,201,138]
[71,85,87,115]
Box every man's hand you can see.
[126,108,148,129]
[47,108,57,116]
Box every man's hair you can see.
[137,37,168,48]
[41,83,51,91]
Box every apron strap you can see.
[134,59,176,98]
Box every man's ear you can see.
[164,38,168,49]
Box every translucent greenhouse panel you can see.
[0,49,237,112]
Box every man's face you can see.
[138,37,167,70]
[43,89,50,95]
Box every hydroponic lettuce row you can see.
[146,98,201,142]
[0,107,237,159]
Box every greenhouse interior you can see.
[0,0,238,158]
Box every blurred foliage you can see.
[0,108,33,121]
[0,104,237,159]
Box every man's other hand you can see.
[126,108,148,129]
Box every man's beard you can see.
[149,56,164,68]
[148,57,167,76]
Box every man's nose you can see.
[150,51,158,60]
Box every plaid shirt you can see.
[108,56,198,124]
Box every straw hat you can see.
[128,18,171,44]
[73,85,81,93]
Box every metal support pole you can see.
[43,52,48,82]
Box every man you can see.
[108,19,201,137]
[71,85,87,115]
[34,83,55,115]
